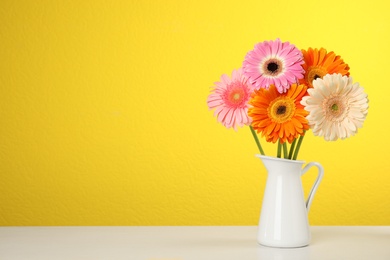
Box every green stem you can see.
[277,139,282,158]
[249,126,265,155]
[282,142,288,159]
[292,132,306,160]
[288,138,297,159]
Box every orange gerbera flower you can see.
[300,48,350,88]
[249,84,309,144]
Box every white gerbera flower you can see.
[301,74,369,141]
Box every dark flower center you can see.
[276,105,286,115]
[267,62,279,73]
[268,97,296,123]
[307,67,327,87]
[262,58,283,76]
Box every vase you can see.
[256,155,324,248]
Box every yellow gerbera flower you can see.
[249,84,309,144]
[300,48,350,88]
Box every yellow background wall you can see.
[0,0,389,226]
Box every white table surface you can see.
[0,226,389,260]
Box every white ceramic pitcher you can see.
[256,155,324,248]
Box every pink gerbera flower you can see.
[207,68,254,130]
[242,39,305,93]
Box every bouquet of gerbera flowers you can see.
[207,39,369,160]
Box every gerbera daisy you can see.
[207,68,254,130]
[300,47,350,88]
[242,39,305,93]
[248,83,309,144]
[301,74,369,141]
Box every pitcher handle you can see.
[301,162,324,212]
